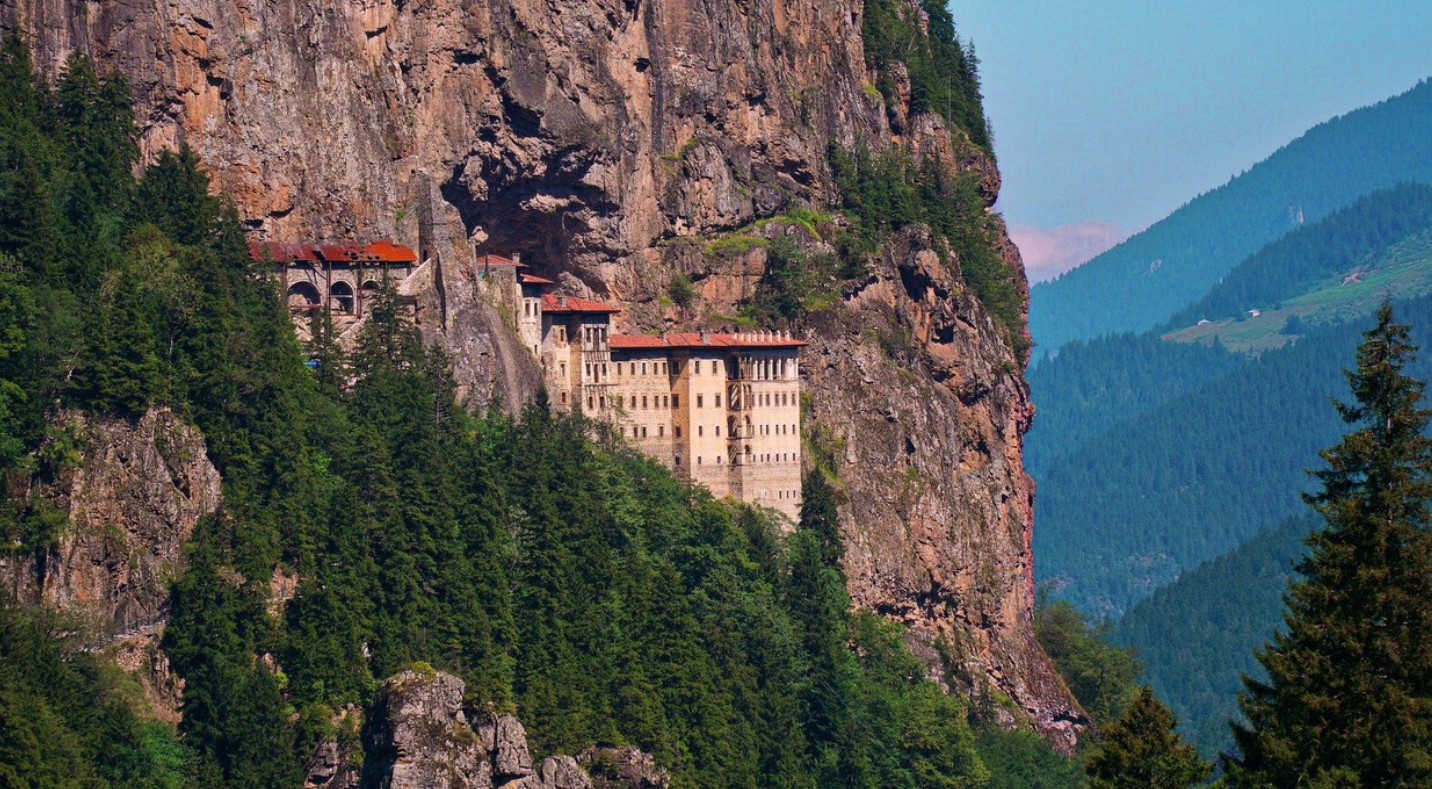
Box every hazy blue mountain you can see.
[1035,294,1432,615]
[1033,181,1432,615]
[1025,333,1241,481]
[1113,513,1317,760]
[1167,182,1432,328]
[1029,78,1432,355]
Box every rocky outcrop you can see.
[0,408,221,636]
[360,669,597,789]
[2,0,1081,744]
[577,747,669,789]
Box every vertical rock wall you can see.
[1,408,222,635]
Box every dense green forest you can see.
[1165,182,1432,329]
[1033,299,1432,615]
[1029,78,1432,355]
[1025,333,1241,480]
[1113,513,1317,759]
[0,600,192,787]
[0,37,1092,788]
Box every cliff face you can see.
[1,0,1080,744]
[1,408,222,635]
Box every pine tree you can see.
[799,468,842,566]
[1086,686,1209,789]
[1230,302,1432,787]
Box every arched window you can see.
[286,281,321,310]
[330,281,356,314]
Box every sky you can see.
[952,1,1432,281]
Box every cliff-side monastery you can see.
[251,240,804,520]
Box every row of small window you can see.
[619,394,675,410]
[626,422,798,439]
[676,452,798,466]
[776,490,799,500]
[616,360,670,377]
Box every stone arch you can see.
[286,281,321,309]
[330,281,355,314]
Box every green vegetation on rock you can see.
[832,146,1026,356]
[0,36,1066,789]
[862,0,991,151]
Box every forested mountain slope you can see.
[1166,182,1432,330]
[1114,513,1317,760]
[1030,78,1432,353]
[1035,297,1432,615]
[1025,334,1241,480]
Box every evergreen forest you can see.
[1113,513,1317,758]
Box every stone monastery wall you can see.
[254,241,805,521]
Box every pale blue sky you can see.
[953,1,1432,232]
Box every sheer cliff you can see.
[2,0,1081,745]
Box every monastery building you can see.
[253,240,805,520]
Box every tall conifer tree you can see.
[1231,302,1432,786]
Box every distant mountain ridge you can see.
[1114,513,1318,759]
[1034,292,1432,616]
[1030,78,1432,354]
[1164,182,1432,335]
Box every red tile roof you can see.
[249,240,417,264]
[610,332,805,350]
[541,294,622,314]
[520,274,556,285]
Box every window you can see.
[697,395,704,408]
[642,362,648,375]
[695,361,701,374]
[673,394,680,408]
[658,425,665,437]
[715,394,721,407]
[662,395,669,408]
[675,455,681,465]
[715,425,721,437]
[599,396,606,408]
[675,426,682,438]
[717,455,722,465]
[561,392,567,404]
[698,426,704,437]
[697,456,703,466]
[641,426,647,438]
[632,426,639,437]
[587,396,594,410]
[642,396,648,409]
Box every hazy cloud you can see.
[1010,222,1127,283]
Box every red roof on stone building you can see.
[520,274,556,285]
[610,332,805,350]
[248,240,417,264]
[540,294,622,314]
